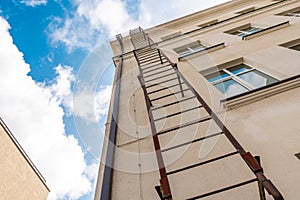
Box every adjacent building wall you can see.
[0,119,49,199]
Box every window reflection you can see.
[291,44,300,51]
[205,64,278,97]
[227,64,250,74]
[214,79,248,97]
[238,70,277,88]
[231,27,263,37]
[174,41,206,56]
[206,71,229,82]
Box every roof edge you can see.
[0,117,50,192]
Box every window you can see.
[280,38,300,51]
[174,41,206,56]
[290,44,300,51]
[205,64,278,97]
[295,153,300,160]
[230,26,263,37]
[277,7,300,17]
[225,21,289,40]
[284,8,300,17]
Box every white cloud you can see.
[44,63,112,123]
[20,0,47,7]
[48,0,230,51]
[0,17,96,200]
[46,65,75,115]
[48,16,100,52]
[94,85,112,120]
[73,85,112,123]
[77,0,138,36]
[85,163,99,180]
[139,0,232,27]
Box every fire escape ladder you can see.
[129,27,284,200]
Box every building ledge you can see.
[242,21,290,40]
[178,42,225,61]
[156,0,289,45]
[221,74,300,109]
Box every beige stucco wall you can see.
[0,120,49,200]
[96,0,300,199]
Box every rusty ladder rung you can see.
[167,151,239,175]
[186,178,258,200]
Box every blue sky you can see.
[0,0,229,199]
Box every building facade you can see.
[0,118,49,199]
[95,0,300,199]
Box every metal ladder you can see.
[130,27,283,200]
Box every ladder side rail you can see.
[137,74,172,200]
[146,47,184,97]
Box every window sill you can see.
[242,21,290,40]
[221,74,300,109]
[178,42,225,61]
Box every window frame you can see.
[225,21,290,40]
[276,7,300,17]
[205,64,279,98]
[173,41,207,57]
[231,27,264,37]
[295,153,300,160]
[280,38,300,52]
[290,44,300,51]
[225,23,263,37]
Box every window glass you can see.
[238,70,278,88]
[231,30,241,35]
[240,27,253,32]
[214,79,248,97]
[206,71,229,82]
[190,43,206,51]
[239,32,248,37]
[204,64,278,98]
[174,41,206,56]
[241,27,262,33]
[230,26,263,37]
[177,49,191,55]
[291,44,300,51]
[227,64,250,74]
[231,30,247,37]
[278,7,300,17]
[285,10,300,17]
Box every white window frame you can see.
[174,41,206,56]
[285,12,300,17]
[205,64,278,96]
[283,7,300,17]
[231,26,263,37]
